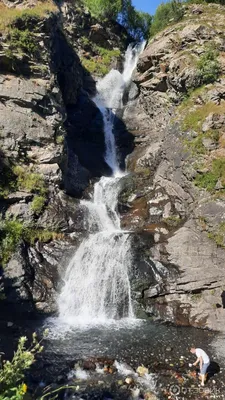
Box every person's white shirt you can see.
[196,348,210,364]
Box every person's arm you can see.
[199,356,203,372]
[193,357,201,366]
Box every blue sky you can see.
[132,0,169,14]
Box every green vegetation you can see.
[56,135,64,144]
[81,47,121,76]
[30,196,46,215]
[0,1,57,32]
[163,216,181,227]
[191,292,202,301]
[194,157,225,192]
[186,0,225,4]
[0,219,24,267]
[0,332,48,400]
[184,130,220,155]
[208,222,225,247]
[7,28,38,56]
[83,0,122,19]
[120,0,152,40]
[13,166,47,196]
[0,218,64,266]
[150,0,184,36]
[181,102,224,133]
[197,47,220,84]
[82,0,151,40]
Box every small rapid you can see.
[57,43,145,326]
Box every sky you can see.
[132,0,169,15]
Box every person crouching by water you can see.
[190,347,210,386]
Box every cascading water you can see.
[58,42,145,325]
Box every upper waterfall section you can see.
[93,42,146,175]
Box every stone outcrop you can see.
[120,3,225,331]
[0,0,127,316]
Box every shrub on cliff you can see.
[150,0,184,36]
[197,47,220,84]
[83,0,122,19]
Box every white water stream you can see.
[58,43,145,325]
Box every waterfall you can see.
[58,43,145,325]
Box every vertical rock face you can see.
[0,0,127,316]
[119,3,225,331]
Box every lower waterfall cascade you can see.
[58,43,146,324]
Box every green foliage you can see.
[81,47,120,76]
[82,0,151,40]
[82,0,122,19]
[56,135,64,144]
[181,102,224,133]
[81,57,109,75]
[30,196,46,215]
[120,0,152,40]
[0,217,63,266]
[150,0,184,36]
[13,166,47,196]
[184,130,220,156]
[0,331,48,400]
[163,216,181,227]
[0,1,57,33]
[7,28,38,55]
[194,157,225,192]
[208,222,225,247]
[0,219,24,266]
[197,47,220,84]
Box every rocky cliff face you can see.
[120,3,225,331]
[1,0,225,332]
[0,0,127,317]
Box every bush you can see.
[197,47,220,84]
[31,195,46,214]
[8,28,38,55]
[194,157,225,191]
[0,217,63,266]
[82,0,122,19]
[150,0,184,36]
[0,332,47,400]
[13,166,47,196]
[0,219,24,266]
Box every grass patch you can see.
[184,129,220,156]
[13,166,47,196]
[194,157,225,192]
[182,102,225,133]
[163,216,181,227]
[0,218,64,266]
[0,1,57,32]
[208,222,225,248]
[81,57,109,75]
[81,47,121,76]
[30,195,46,215]
[7,28,38,55]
